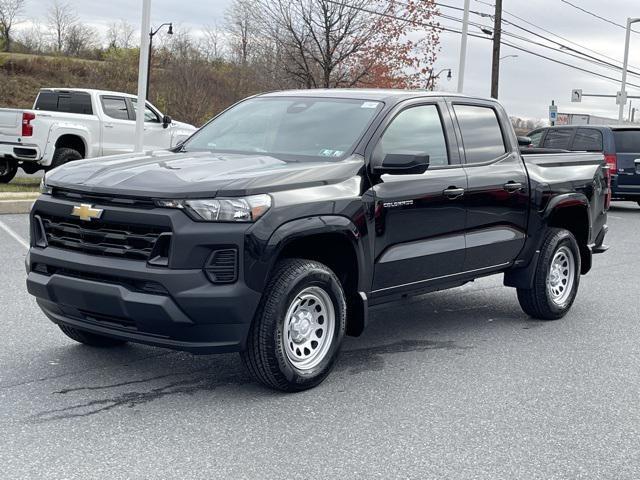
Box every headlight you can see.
[155,194,271,222]
[39,175,52,195]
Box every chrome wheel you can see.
[283,286,335,371]
[547,246,575,306]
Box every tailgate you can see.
[0,109,22,140]
[612,129,640,187]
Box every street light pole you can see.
[619,17,640,124]
[457,0,470,93]
[146,22,173,98]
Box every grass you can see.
[0,177,40,193]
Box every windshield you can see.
[182,96,383,161]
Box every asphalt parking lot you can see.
[1,204,639,480]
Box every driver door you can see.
[369,100,468,296]
[129,99,170,150]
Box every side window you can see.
[572,128,603,151]
[70,92,93,115]
[131,99,160,123]
[34,91,58,111]
[375,104,449,168]
[528,130,544,147]
[543,129,573,149]
[101,96,130,121]
[453,104,506,163]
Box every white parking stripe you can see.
[0,218,29,250]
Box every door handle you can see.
[443,187,465,199]
[104,123,114,129]
[503,181,524,193]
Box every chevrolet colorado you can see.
[26,90,610,391]
[0,88,195,182]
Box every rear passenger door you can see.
[612,129,640,192]
[571,128,603,152]
[451,102,529,272]
[100,95,135,156]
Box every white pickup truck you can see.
[0,88,196,182]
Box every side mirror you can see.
[162,115,172,129]
[374,153,430,175]
[517,136,532,147]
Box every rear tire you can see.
[517,228,581,320]
[58,324,127,347]
[50,147,82,170]
[241,259,346,392]
[0,159,18,183]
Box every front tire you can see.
[241,259,346,392]
[517,228,581,320]
[0,159,18,183]
[58,324,128,347]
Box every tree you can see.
[247,0,440,89]
[47,0,77,52]
[200,23,223,61]
[106,20,136,50]
[65,23,96,56]
[0,0,25,52]
[16,19,46,53]
[225,0,258,66]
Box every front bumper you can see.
[26,195,263,354]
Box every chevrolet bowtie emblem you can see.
[71,204,103,221]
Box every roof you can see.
[534,124,640,131]
[39,88,137,98]
[260,88,487,103]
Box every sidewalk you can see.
[0,192,39,215]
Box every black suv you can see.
[27,90,609,391]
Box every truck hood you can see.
[45,150,365,198]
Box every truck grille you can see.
[39,214,170,261]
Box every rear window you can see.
[528,130,544,147]
[453,104,506,163]
[34,91,93,115]
[543,129,573,149]
[572,128,603,151]
[613,130,640,153]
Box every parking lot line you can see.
[0,218,29,250]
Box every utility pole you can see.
[457,0,470,93]
[490,0,503,99]
[619,17,640,124]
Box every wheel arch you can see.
[261,216,370,337]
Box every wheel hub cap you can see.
[547,246,575,306]
[283,286,336,371]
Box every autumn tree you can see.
[0,0,24,52]
[243,0,440,89]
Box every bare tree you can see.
[47,0,78,52]
[200,23,223,61]
[106,20,135,49]
[0,0,25,51]
[17,19,46,53]
[225,0,258,66]
[65,23,96,56]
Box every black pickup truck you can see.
[27,90,609,391]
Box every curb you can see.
[0,199,35,215]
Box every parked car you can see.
[527,125,640,205]
[0,88,196,182]
[27,90,609,391]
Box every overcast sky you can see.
[23,0,640,121]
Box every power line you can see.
[433,9,640,79]
[438,1,640,74]
[559,0,640,34]
[322,0,640,90]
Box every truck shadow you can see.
[29,290,538,423]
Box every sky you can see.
[22,0,640,122]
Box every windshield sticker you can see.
[319,149,344,157]
[361,102,379,109]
